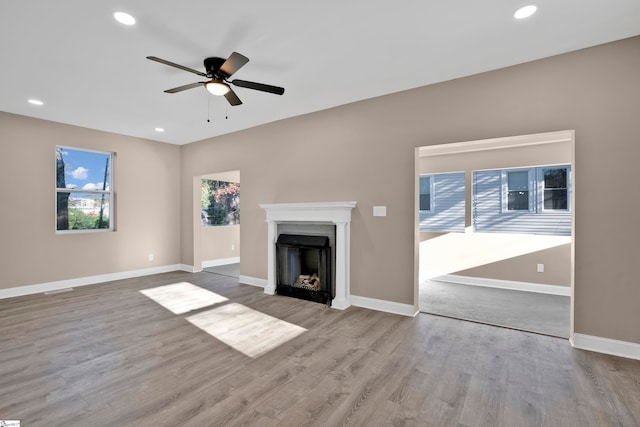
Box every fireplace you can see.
[259,202,356,309]
[276,234,331,305]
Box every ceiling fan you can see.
[146,52,285,106]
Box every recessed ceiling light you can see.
[155,127,165,132]
[28,99,44,106]
[514,5,537,19]
[114,11,136,26]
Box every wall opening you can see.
[415,130,575,339]
[193,170,241,278]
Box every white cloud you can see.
[82,183,97,190]
[71,166,89,180]
[66,184,77,189]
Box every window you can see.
[500,166,570,213]
[474,165,571,236]
[541,167,568,210]
[56,147,113,232]
[506,170,531,211]
[419,172,465,233]
[201,179,240,226]
[419,176,432,211]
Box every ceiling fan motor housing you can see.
[204,57,228,78]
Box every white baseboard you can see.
[239,275,267,288]
[179,264,198,273]
[432,274,571,296]
[350,295,418,317]
[202,257,240,268]
[0,264,183,300]
[236,277,417,317]
[571,333,640,361]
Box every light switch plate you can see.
[373,206,387,217]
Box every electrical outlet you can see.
[373,206,387,217]
[148,253,154,261]
[537,263,544,273]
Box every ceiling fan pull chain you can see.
[207,95,211,123]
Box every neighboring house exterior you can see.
[420,165,571,236]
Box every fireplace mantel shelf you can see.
[259,202,356,223]
[260,201,357,310]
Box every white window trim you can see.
[499,165,571,214]
[501,168,534,213]
[538,166,571,212]
[55,146,115,233]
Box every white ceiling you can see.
[2,1,639,145]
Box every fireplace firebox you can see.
[276,234,332,306]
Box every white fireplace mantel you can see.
[259,201,357,310]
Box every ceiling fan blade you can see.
[164,82,204,93]
[231,79,285,95]
[220,52,249,77]
[147,56,207,77]
[224,87,243,106]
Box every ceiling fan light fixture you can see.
[206,81,230,96]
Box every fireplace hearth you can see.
[276,234,331,305]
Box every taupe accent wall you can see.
[0,113,181,288]
[181,36,640,344]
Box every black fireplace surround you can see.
[276,234,332,306]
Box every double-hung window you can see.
[474,164,571,235]
[504,169,533,211]
[540,167,569,210]
[56,147,114,232]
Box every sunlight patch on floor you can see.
[186,303,307,358]
[140,282,228,314]
[420,228,571,281]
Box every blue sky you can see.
[60,148,110,191]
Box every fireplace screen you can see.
[276,234,331,305]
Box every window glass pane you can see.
[543,168,568,210]
[507,171,528,190]
[419,176,431,210]
[419,194,431,211]
[57,148,110,190]
[419,176,431,194]
[544,169,567,189]
[508,190,529,210]
[544,189,567,209]
[57,192,110,230]
[201,179,240,226]
[506,171,529,210]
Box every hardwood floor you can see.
[1,271,639,426]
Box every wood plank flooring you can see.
[1,271,639,426]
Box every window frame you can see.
[418,174,434,212]
[501,168,534,213]
[538,166,571,212]
[499,165,571,214]
[55,146,115,234]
